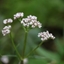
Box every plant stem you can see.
[0,53,1,56]
[23,31,28,58]
[26,42,43,58]
[63,26,64,39]
[10,32,23,60]
[20,60,24,64]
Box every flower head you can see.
[38,31,55,41]
[21,15,42,28]
[1,55,9,64]
[27,15,37,20]
[3,19,13,24]
[14,12,24,19]
[2,25,11,36]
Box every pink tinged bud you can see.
[3,19,7,24]
[3,19,13,24]
[14,12,24,19]
[2,25,11,36]
[38,31,55,41]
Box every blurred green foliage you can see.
[0,0,64,64]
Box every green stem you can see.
[23,31,28,58]
[10,32,23,60]
[19,60,24,64]
[0,54,1,57]
[63,26,64,39]
[26,42,43,58]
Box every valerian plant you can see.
[1,12,55,64]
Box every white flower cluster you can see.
[38,31,55,41]
[0,55,9,64]
[14,12,24,19]
[2,25,11,36]
[21,15,42,28]
[3,19,13,24]
[2,18,13,36]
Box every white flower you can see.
[3,19,13,24]
[1,55,9,64]
[27,15,37,20]
[23,58,28,64]
[21,15,42,28]
[19,58,28,64]
[38,31,55,41]
[14,12,24,19]
[2,25,11,36]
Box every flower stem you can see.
[26,42,43,58]
[19,60,24,64]
[0,54,1,57]
[10,32,23,60]
[23,31,28,58]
